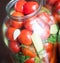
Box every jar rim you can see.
[6,0,43,20]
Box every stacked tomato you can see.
[5,0,57,63]
[46,0,60,22]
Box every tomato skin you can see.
[44,43,53,60]
[11,11,24,28]
[24,16,37,31]
[14,1,26,13]
[11,21,24,28]
[22,47,36,58]
[12,11,24,17]
[52,1,60,22]
[41,26,50,39]
[6,27,17,41]
[24,58,35,63]
[9,41,20,53]
[37,12,55,25]
[24,15,50,39]
[44,42,53,52]
[53,12,60,22]
[47,52,53,60]
[55,1,60,12]
[23,1,38,14]
[18,29,32,46]
[47,0,57,5]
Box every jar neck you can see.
[6,0,43,21]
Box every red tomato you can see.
[37,12,50,24]
[12,11,24,17]
[53,12,60,22]
[47,0,57,5]
[14,1,26,13]
[24,16,37,31]
[37,12,55,25]
[23,1,38,14]
[11,11,24,28]
[24,58,35,63]
[44,42,53,52]
[55,1,60,12]
[6,27,17,41]
[18,29,32,46]
[22,47,36,58]
[18,0,25,1]
[47,52,53,60]
[52,1,60,22]
[24,16,47,31]
[24,16,50,39]
[40,25,50,39]
[9,41,20,53]
[11,20,24,28]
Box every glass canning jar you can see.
[2,0,58,63]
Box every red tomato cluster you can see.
[53,0,60,22]
[14,0,39,14]
[46,0,60,22]
[14,0,26,13]
[5,0,56,62]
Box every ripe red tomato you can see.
[52,1,60,22]
[22,47,36,58]
[24,16,50,39]
[44,42,53,52]
[37,12,55,25]
[23,1,38,14]
[24,58,35,63]
[11,11,24,28]
[24,16,37,31]
[11,20,24,28]
[39,25,50,40]
[42,27,50,39]
[53,12,60,22]
[6,27,17,41]
[12,11,24,17]
[14,0,26,13]
[18,29,32,46]
[55,0,60,12]
[47,0,57,5]
[9,41,20,53]
[47,52,53,60]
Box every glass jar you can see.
[2,0,58,63]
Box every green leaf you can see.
[15,53,30,63]
[48,34,57,44]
